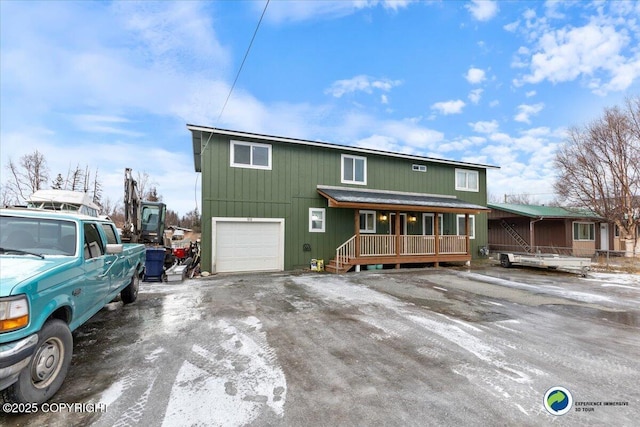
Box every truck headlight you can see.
[0,295,30,332]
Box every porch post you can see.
[354,209,360,257]
[395,210,401,269]
[434,213,440,267]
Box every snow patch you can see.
[162,317,287,426]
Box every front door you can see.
[390,213,407,235]
[600,223,609,251]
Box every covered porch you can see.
[317,186,490,273]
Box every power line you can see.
[195,0,269,213]
[215,0,270,127]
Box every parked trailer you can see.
[498,252,591,277]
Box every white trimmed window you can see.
[423,213,443,236]
[359,210,376,233]
[573,222,595,241]
[341,154,367,185]
[456,215,475,239]
[231,140,272,170]
[309,208,325,232]
[455,169,479,192]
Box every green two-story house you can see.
[188,125,497,274]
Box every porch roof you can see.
[317,185,490,214]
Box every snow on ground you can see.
[161,316,287,427]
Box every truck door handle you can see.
[72,288,81,296]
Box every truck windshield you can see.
[0,216,77,256]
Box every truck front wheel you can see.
[2,320,72,404]
[121,272,139,304]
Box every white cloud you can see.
[469,120,499,134]
[465,67,486,84]
[263,0,415,24]
[465,0,499,22]
[431,100,466,115]
[325,75,402,98]
[468,88,484,104]
[381,94,389,104]
[514,103,544,124]
[513,15,640,95]
[525,90,536,98]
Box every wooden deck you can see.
[326,234,471,273]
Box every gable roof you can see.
[319,185,490,214]
[187,125,500,172]
[488,203,601,219]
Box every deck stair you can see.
[324,258,354,274]
[500,220,532,253]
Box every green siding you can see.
[197,132,489,271]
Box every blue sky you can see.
[2,1,640,215]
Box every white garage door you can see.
[213,218,284,273]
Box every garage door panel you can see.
[214,220,284,273]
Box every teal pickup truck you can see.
[0,207,146,404]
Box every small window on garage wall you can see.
[359,210,376,233]
[309,208,325,232]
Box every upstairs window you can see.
[455,169,479,192]
[231,141,272,170]
[341,154,367,185]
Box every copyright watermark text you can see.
[2,402,107,414]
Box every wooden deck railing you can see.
[360,234,395,256]
[355,234,467,257]
[336,235,356,270]
[401,235,435,255]
[439,235,467,254]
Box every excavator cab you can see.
[140,202,166,244]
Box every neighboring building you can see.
[487,203,620,256]
[189,126,497,273]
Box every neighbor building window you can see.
[359,210,376,233]
[341,154,367,185]
[230,140,272,170]
[456,214,475,239]
[455,169,479,192]
[309,208,325,232]
[573,222,595,241]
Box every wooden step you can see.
[325,258,352,274]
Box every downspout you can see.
[530,217,543,253]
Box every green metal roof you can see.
[488,203,601,219]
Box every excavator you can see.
[121,167,167,245]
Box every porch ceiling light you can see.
[380,214,388,221]
[408,215,417,223]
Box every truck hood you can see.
[0,256,76,296]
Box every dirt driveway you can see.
[5,265,639,426]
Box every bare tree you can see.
[181,208,201,232]
[4,150,49,202]
[502,193,540,205]
[554,96,640,256]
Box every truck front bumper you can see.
[0,334,38,391]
